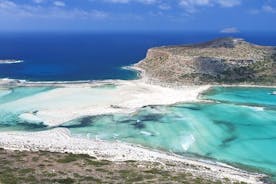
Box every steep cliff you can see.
[136,38,276,85]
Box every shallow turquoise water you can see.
[0,86,276,177]
[0,87,53,131]
[63,102,276,175]
[0,87,53,105]
[63,87,276,176]
[203,86,276,107]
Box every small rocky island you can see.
[0,59,23,64]
[136,38,276,85]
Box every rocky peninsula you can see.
[136,38,276,85]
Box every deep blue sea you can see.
[0,31,276,81]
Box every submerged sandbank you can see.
[0,78,210,127]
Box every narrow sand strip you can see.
[0,79,210,127]
[0,128,265,184]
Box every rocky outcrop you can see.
[136,38,276,85]
[0,60,23,64]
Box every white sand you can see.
[0,128,265,183]
[18,113,43,124]
[0,76,267,183]
[0,79,210,126]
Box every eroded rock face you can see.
[136,38,276,85]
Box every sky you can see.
[0,0,276,32]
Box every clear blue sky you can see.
[0,0,275,32]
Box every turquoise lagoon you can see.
[0,87,53,131]
[0,86,276,177]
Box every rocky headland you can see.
[136,38,276,85]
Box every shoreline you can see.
[1,64,276,89]
[0,128,266,183]
[0,75,210,127]
[0,67,274,183]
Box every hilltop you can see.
[136,38,276,85]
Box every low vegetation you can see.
[137,38,276,85]
[0,148,243,184]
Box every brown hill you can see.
[136,38,276,85]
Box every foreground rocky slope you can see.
[0,149,248,184]
[136,38,276,85]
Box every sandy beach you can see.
[0,71,270,183]
[0,77,210,127]
[0,128,266,183]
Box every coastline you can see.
[0,66,273,183]
[0,74,210,127]
[0,128,266,183]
